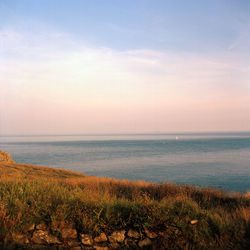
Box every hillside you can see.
[0,150,86,179]
[0,150,249,249]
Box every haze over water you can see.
[1,132,250,193]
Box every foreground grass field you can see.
[0,159,249,249]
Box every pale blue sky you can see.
[1,0,250,52]
[0,0,250,134]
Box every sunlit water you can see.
[1,132,250,192]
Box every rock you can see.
[127,229,140,239]
[190,219,198,225]
[36,223,47,230]
[66,240,81,247]
[32,230,47,244]
[0,150,15,163]
[94,246,108,250]
[144,228,157,239]
[125,238,138,248]
[32,230,61,245]
[94,232,108,242]
[12,233,29,244]
[108,230,126,243]
[80,233,92,245]
[61,227,78,240]
[138,238,152,248]
[110,242,121,249]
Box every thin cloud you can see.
[1,28,250,134]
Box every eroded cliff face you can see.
[0,150,15,163]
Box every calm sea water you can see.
[1,132,250,193]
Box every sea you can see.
[0,132,250,193]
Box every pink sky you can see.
[1,30,250,134]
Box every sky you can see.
[0,0,250,135]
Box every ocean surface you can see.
[1,132,250,193]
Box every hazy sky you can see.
[1,0,250,134]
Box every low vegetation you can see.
[0,159,249,249]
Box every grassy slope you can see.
[0,162,86,179]
[0,162,249,249]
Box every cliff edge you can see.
[0,150,15,163]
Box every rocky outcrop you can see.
[4,223,163,249]
[0,150,15,163]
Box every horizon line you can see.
[1,130,250,137]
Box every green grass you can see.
[0,162,249,249]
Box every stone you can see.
[94,246,108,250]
[125,238,138,248]
[80,233,92,245]
[144,228,158,239]
[110,242,120,249]
[108,230,126,243]
[12,233,29,244]
[66,240,81,247]
[138,238,152,248]
[0,150,15,163]
[190,219,198,225]
[94,232,108,242]
[36,223,47,230]
[61,227,78,240]
[32,230,61,245]
[127,229,140,239]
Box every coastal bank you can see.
[0,150,249,249]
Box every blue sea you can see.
[1,132,250,193]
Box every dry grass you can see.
[0,162,249,249]
[0,162,86,179]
